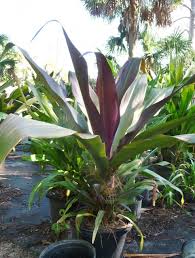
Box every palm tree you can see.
[82,0,182,57]
[0,34,17,82]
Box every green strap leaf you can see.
[92,210,105,244]
[135,114,195,141]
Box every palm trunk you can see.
[189,0,195,46]
[127,32,134,58]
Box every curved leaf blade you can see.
[111,134,195,168]
[0,114,108,176]
[20,48,87,132]
[116,58,142,102]
[62,29,103,137]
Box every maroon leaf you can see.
[95,53,120,156]
[116,58,142,103]
[62,29,103,137]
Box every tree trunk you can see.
[189,0,195,46]
[127,32,134,57]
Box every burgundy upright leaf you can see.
[116,58,142,103]
[62,29,103,137]
[95,53,120,156]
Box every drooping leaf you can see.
[20,48,67,102]
[20,48,88,132]
[116,58,142,102]
[95,52,120,156]
[0,114,108,176]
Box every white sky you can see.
[0,0,193,76]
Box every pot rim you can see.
[39,239,96,257]
[80,223,132,234]
[182,239,195,251]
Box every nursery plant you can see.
[1,26,195,257]
[148,57,195,164]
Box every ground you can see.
[1,149,195,257]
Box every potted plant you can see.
[25,136,93,224]
[1,27,195,257]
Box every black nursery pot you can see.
[46,191,67,223]
[182,239,195,258]
[80,227,130,258]
[39,239,96,258]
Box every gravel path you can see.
[0,241,35,258]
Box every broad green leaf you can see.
[0,114,75,163]
[92,210,105,244]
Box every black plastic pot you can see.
[39,239,96,258]
[182,240,195,258]
[80,227,130,258]
[46,192,67,223]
